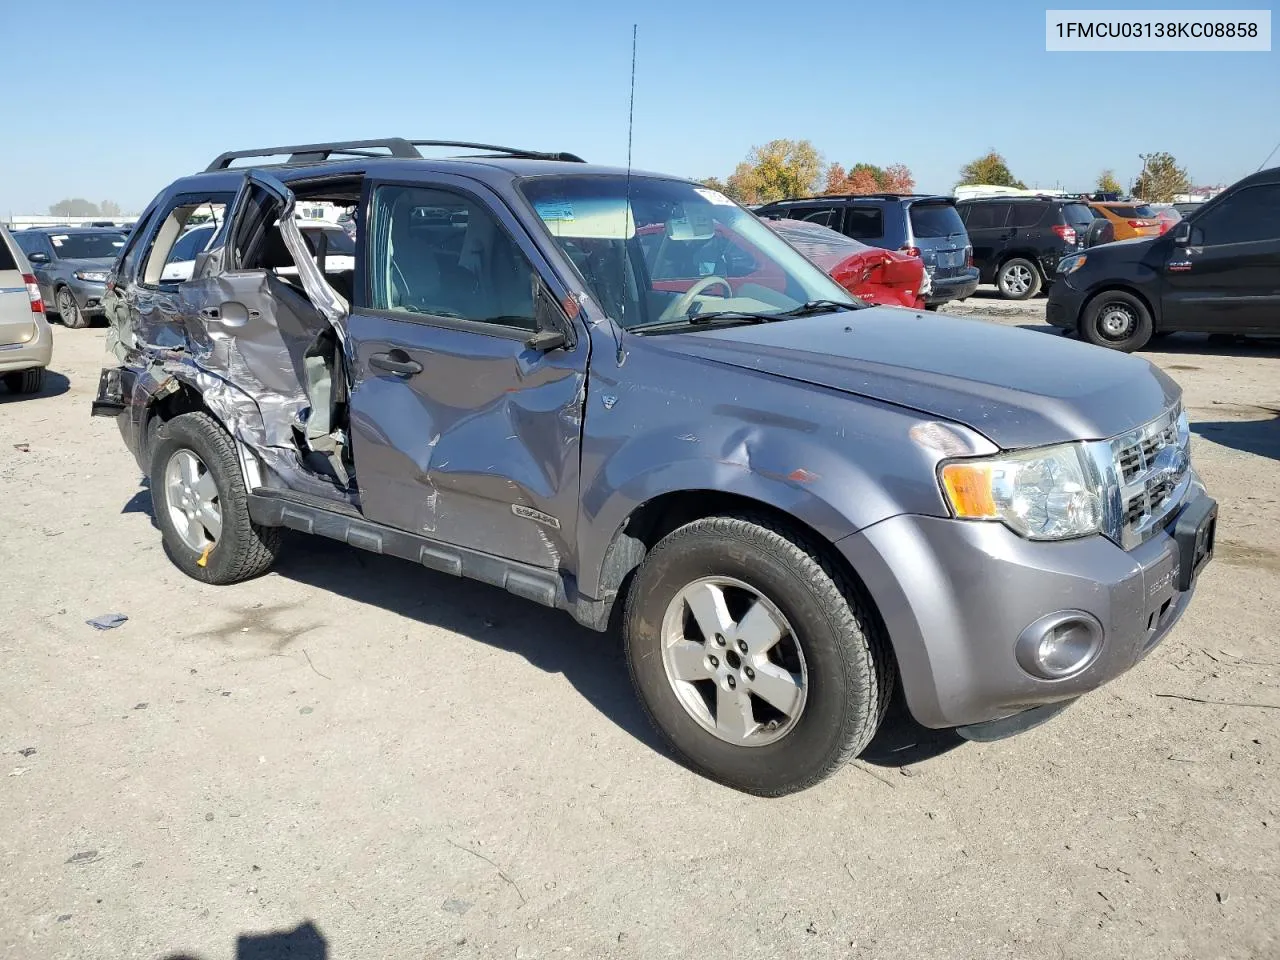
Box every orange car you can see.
[1088,202,1163,240]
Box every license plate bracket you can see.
[1173,495,1217,591]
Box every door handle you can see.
[369,350,423,377]
[199,307,220,320]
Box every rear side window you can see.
[962,203,1011,230]
[788,206,841,228]
[909,202,965,238]
[1009,203,1045,228]
[13,232,46,258]
[1194,185,1280,245]
[841,207,883,240]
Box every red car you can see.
[765,218,928,309]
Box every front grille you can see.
[1110,406,1190,549]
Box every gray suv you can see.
[754,194,980,308]
[93,139,1216,795]
[13,227,128,327]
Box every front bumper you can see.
[925,267,980,305]
[64,279,108,315]
[1045,274,1087,329]
[838,485,1212,730]
[0,314,53,373]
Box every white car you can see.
[161,222,353,282]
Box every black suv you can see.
[1047,164,1280,351]
[754,195,979,308]
[955,196,1098,300]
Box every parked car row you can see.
[1047,163,1280,351]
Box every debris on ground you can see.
[85,613,128,631]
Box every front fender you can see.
[575,358,980,600]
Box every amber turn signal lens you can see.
[940,463,998,518]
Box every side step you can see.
[247,488,567,611]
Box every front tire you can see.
[996,258,1042,300]
[624,515,893,796]
[56,287,86,329]
[1080,290,1153,352]
[149,412,281,584]
[3,368,45,394]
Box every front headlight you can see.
[1056,254,1087,275]
[75,270,110,282]
[939,442,1105,540]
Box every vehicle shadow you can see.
[122,479,159,526]
[128,486,964,773]
[0,369,70,402]
[162,918,327,960]
[1192,411,1280,461]
[860,688,965,768]
[1148,332,1280,359]
[270,533,668,756]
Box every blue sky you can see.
[0,0,1275,215]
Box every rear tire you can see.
[1080,290,1153,352]
[996,258,1042,300]
[56,287,86,329]
[149,412,281,585]
[3,368,45,394]
[624,515,893,796]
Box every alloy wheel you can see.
[659,576,808,746]
[163,449,222,553]
[1002,264,1034,296]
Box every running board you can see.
[247,488,568,611]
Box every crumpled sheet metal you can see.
[107,204,354,498]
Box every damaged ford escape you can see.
[93,138,1217,796]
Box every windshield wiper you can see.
[632,310,778,333]
[770,299,861,317]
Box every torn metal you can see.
[105,187,353,499]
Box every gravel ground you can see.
[1,293,1277,960]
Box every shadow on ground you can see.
[1193,411,1280,461]
[0,369,70,402]
[125,487,965,773]
[164,919,327,960]
[272,532,667,757]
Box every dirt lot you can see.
[2,293,1277,960]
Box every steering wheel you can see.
[658,275,734,322]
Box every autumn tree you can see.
[958,151,1026,189]
[824,161,916,195]
[1133,152,1191,202]
[1096,170,1123,195]
[723,139,824,204]
[880,163,915,193]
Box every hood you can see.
[62,256,117,271]
[653,308,1179,449]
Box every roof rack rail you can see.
[204,138,585,172]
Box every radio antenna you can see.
[612,23,638,365]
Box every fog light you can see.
[1015,611,1103,679]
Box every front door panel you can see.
[346,311,586,569]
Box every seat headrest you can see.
[259,224,315,270]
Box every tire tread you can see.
[624,513,894,796]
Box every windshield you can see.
[50,232,127,259]
[519,176,856,329]
[909,202,965,238]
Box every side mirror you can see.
[27,252,50,264]
[525,280,573,353]
[1172,221,1192,245]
